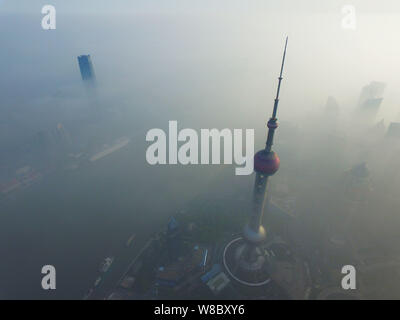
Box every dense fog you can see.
[1,0,400,299]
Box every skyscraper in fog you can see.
[357,81,386,120]
[386,122,400,139]
[78,55,96,83]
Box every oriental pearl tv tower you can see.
[223,37,288,287]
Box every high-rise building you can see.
[357,81,386,120]
[386,122,400,139]
[223,38,288,287]
[78,54,96,83]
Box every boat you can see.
[94,277,102,287]
[126,234,136,247]
[99,256,114,273]
[90,137,130,162]
[83,288,94,300]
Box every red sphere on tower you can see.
[254,150,280,175]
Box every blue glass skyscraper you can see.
[78,54,96,83]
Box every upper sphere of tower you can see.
[267,119,278,129]
[254,150,280,175]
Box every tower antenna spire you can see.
[266,36,288,152]
[272,36,288,119]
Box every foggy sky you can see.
[1,0,400,299]
[1,0,400,124]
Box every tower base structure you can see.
[223,237,272,287]
[223,233,310,299]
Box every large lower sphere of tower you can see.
[254,150,280,175]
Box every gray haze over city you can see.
[1,0,400,299]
